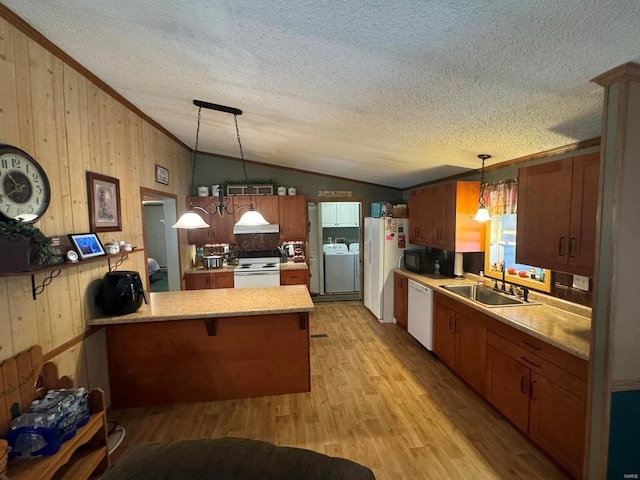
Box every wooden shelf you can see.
[0,248,144,300]
[6,411,109,480]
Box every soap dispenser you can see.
[434,260,441,276]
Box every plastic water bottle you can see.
[434,260,440,276]
[478,270,485,287]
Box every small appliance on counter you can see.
[96,271,147,315]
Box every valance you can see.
[483,179,518,216]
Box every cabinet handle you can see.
[568,237,577,257]
[448,316,454,330]
[530,380,537,400]
[454,318,459,333]
[521,339,541,350]
[521,356,541,369]
[520,375,529,394]
[558,237,566,256]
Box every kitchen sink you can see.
[440,284,540,307]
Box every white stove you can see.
[234,254,281,289]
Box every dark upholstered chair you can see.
[100,437,376,480]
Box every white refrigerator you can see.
[363,217,408,323]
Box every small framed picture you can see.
[68,233,106,260]
[155,164,169,185]
[86,172,122,232]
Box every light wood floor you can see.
[108,302,568,479]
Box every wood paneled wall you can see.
[0,14,192,403]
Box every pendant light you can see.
[473,154,492,222]
[172,100,268,229]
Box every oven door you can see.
[234,271,281,289]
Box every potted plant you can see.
[0,219,55,273]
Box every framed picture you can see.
[68,233,106,260]
[155,164,169,185]
[86,172,122,232]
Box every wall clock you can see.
[0,144,51,223]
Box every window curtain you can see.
[483,179,518,216]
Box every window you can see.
[482,180,551,292]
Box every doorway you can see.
[307,200,363,301]
[140,188,181,292]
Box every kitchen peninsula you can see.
[88,285,314,408]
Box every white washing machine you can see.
[323,243,357,293]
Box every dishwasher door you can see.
[407,280,433,350]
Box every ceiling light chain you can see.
[190,105,203,195]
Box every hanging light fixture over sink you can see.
[473,154,492,222]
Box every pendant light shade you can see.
[235,207,269,226]
[474,154,492,222]
[172,211,209,229]
[473,205,492,222]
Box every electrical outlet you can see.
[572,274,590,291]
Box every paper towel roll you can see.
[454,252,464,278]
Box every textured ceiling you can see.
[3,1,640,188]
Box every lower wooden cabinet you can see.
[434,292,587,479]
[185,271,234,290]
[393,272,408,329]
[433,292,487,395]
[485,329,587,479]
[280,268,309,287]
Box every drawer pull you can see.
[520,375,528,394]
[521,356,541,368]
[521,339,541,350]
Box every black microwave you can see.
[404,250,430,273]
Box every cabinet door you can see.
[408,189,425,244]
[485,344,531,433]
[254,196,280,225]
[435,183,456,250]
[336,202,359,227]
[455,314,486,395]
[210,197,236,244]
[211,271,234,289]
[279,196,308,241]
[393,273,408,330]
[185,274,211,290]
[529,372,586,479]
[186,197,213,245]
[433,300,455,367]
[568,152,600,276]
[321,202,337,227]
[516,159,573,271]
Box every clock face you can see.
[0,145,51,223]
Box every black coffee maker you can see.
[96,271,147,315]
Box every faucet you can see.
[500,261,507,292]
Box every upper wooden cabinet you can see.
[279,196,308,240]
[516,152,600,277]
[186,196,235,245]
[408,181,485,252]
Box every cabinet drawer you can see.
[486,317,588,382]
[487,331,587,400]
[281,269,308,285]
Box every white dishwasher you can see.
[407,280,433,351]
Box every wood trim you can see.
[591,61,640,87]
[611,378,640,392]
[406,137,601,191]
[43,326,103,362]
[0,3,189,152]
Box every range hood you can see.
[233,223,280,234]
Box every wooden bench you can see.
[0,345,109,479]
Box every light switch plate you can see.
[572,274,590,291]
